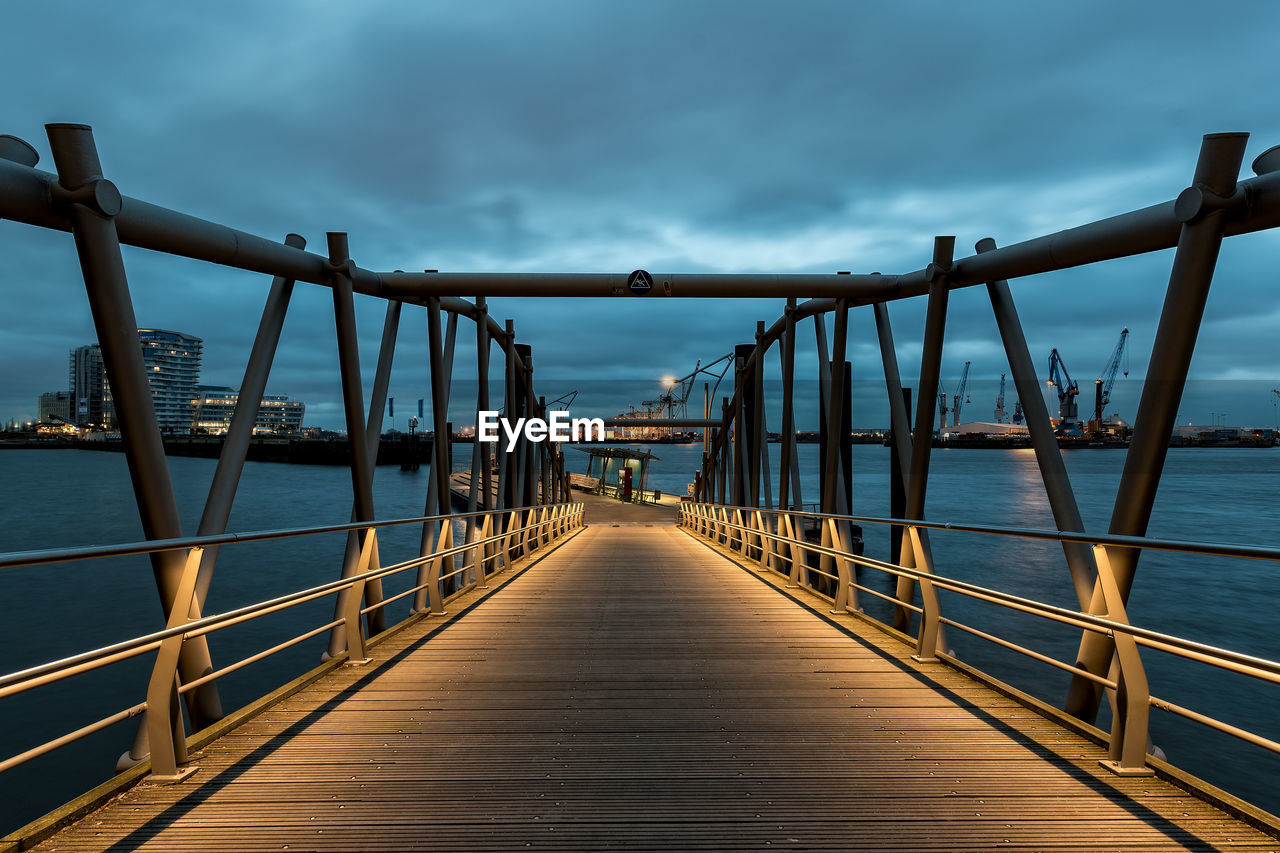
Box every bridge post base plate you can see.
[1098,759,1155,777]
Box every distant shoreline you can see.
[0,435,433,466]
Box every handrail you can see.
[0,502,585,780]
[0,505,526,571]
[679,501,1280,778]
[735,505,1280,563]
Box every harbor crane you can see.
[643,352,734,421]
[994,373,1007,423]
[1092,327,1129,430]
[952,361,971,427]
[1013,400,1024,425]
[1047,348,1080,426]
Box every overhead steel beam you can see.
[4,130,1280,303]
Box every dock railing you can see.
[0,502,584,783]
[679,501,1280,780]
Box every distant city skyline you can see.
[22,331,305,435]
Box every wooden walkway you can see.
[28,525,1278,851]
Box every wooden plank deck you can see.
[28,524,1278,851]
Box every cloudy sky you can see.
[3,1,1279,430]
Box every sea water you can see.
[0,444,1277,831]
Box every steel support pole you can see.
[411,298,455,609]
[323,233,380,660]
[467,298,492,577]
[778,299,797,511]
[821,300,850,516]
[330,299,400,638]
[45,125,222,741]
[514,344,534,511]
[539,396,550,505]
[893,238,953,632]
[499,322,516,511]
[874,301,930,579]
[890,388,910,566]
[1070,132,1248,722]
[428,297,453,537]
[522,349,537,507]
[188,232,305,718]
[720,398,731,506]
[703,381,710,458]
[979,238,1096,610]
[750,324,766,512]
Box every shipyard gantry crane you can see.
[994,373,1007,423]
[952,361,971,427]
[1092,327,1129,431]
[1047,348,1080,428]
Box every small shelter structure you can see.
[570,445,661,503]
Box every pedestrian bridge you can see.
[4,124,1280,850]
[5,497,1278,852]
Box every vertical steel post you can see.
[750,326,765,511]
[720,398,731,506]
[731,347,747,507]
[467,299,492,579]
[890,388,910,566]
[821,299,849,516]
[703,381,711,457]
[413,297,454,607]
[45,124,222,740]
[813,311,832,516]
[1071,132,1248,721]
[893,237,953,632]
[539,396,550,505]
[327,299,400,647]
[778,299,797,511]
[873,301,935,586]
[501,323,520,562]
[323,233,380,659]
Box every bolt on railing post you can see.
[143,546,204,782]
[1092,545,1155,776]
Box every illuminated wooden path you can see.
[29,523,1276,851]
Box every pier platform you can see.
[21,524,1277,852]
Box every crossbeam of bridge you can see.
[23,523,1274,852]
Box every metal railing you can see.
[679,501,1280,778]
[0,502,584,781]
